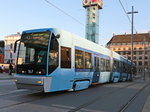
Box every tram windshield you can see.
[17,31,50,75]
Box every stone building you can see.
[4,32,21,64]
[106,31,150,74]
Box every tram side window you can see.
[123,62,127,73]
[75,50,84,69]
[85,52,92,69]
[113,60,119,72]
[61,47,71,68]
[48,34,59,74]
[100,58,105,72]
[106,59,110,71]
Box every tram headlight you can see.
[36,69,45,75]
[38,71,42,74]
[21,70,25,74]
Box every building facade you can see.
[4,33,21,64]
[107,31,150,74]
[0,41,4,63]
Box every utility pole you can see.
[127,6,138,80]
[143,36,146,80]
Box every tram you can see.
[14,28,135,92]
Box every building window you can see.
[134,48,136,50]
[133,51,136,55]
[145,56,148,60]
[117,51,120,54]
[133,56,136,60]
[123,52,126,55]
[139,56,142,60]
[61,47,71,68]
[85,52,92,69]
[128,57,131,60]
[139,51,143,55]
[144,61,148,66]
[133,61,136,65]
[138,61,142,66]
[139,47,142,50]
[128,51,131,55]
[75,50,84,69]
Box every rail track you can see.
[0,77,147,112]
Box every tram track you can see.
[0,78,143,111]
[118,82,150,112]
[68,81,141,112]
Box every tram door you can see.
[92,56,100,83]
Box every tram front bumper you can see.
[14,75,52,92]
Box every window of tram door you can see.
[100,58,105,72]
[75,50,84,69]
[61,47,71,68]
[106,59,110,71]
[48,34,59,74]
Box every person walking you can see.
[9,64,13,75]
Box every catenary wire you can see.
[44,0,85,27]
[118,0,137,32]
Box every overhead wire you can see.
[44,0,85,27]
[118,0,137,32]
[44,0,112,44]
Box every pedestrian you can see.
[9,64,13,75]
[1,65,5,73]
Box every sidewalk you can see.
[0,72,15,80]
[142,95,150,112]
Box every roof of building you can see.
[107,32,150,45]
[5,32,20,38]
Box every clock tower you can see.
[83,0,103,44]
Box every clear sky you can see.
[0,0,149,46]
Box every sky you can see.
[0,0,150,46]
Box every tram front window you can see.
[17,31,50,75]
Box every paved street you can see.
[0,73,150,112]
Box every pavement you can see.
[0,72,15,80]
[0,73,149,112]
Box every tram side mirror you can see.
[14,39,20,53]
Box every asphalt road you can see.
[0,77,150,112]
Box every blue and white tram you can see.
[14,28,134,92]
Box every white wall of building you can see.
[4,32,20,64]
